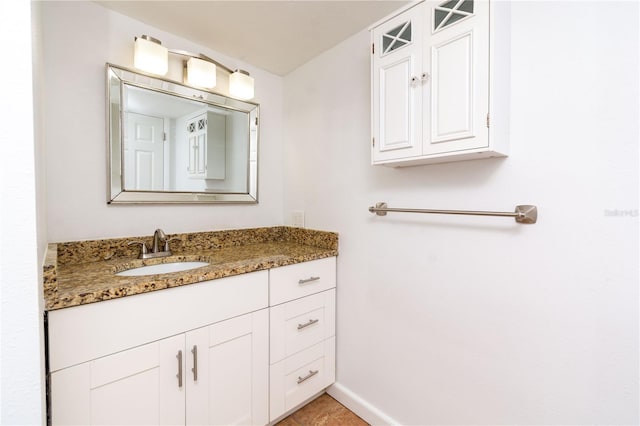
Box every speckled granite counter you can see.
[44,227,338,311]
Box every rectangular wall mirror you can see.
[107,63,259,204]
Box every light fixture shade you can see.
[134,36,168,75]
[186,57,216,89]
[229,70,255,100]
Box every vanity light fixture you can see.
[133,35,168,75]
[229,69,255,100]
[186,57,216,89]
[133,35,255,100]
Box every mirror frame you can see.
[106,63,259,204]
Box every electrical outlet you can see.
[292,211,305,228]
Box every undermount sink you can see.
[115,261,209,277]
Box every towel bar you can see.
[368,202,538,224]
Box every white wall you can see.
[0,1,45,423]
[284,2,639,424]
[39,1,284,242]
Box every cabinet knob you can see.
[411,73,430,87]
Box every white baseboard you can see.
[327,382,400,425]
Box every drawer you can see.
[269,337,335,422]
[270,289,335,364]
[270,257,336,305]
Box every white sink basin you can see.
[116,261,209,277]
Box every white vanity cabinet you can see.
[371,0,509,166]
[48,271,269,425]
[47,257,338,425]
[186,111,226,179]
[268,257,337,422]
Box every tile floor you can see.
[275,393,369,426]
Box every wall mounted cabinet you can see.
[186,111,226,179]
[371,0,510,167]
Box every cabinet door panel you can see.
[188,134,197,174]
[379,59,414,151]
[196,134,206,175]
[186,310,268,426]
[209,333,253,425]
[431,31,473,143]
[51,335,185,426]
[50,363,91,425]
[185,327,209,425]
[90,339,159,388]
[158,335,188,425]
[90,369,161,425]
[372,3,425,163]
[425,0,490,154]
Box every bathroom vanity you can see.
[44,227,338,425]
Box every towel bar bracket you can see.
[369,202,538,224]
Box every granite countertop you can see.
[44,227,338,311]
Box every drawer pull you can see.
[176,350,183,388]
[191,345,198,382]
[297,318,320,330]
[297,369,319,384]
[298,276,320,285]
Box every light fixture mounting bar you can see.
[168,49,235,74]
[138,34,161,44]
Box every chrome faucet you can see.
[128,228,179,259]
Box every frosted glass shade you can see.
[229,70,255,100]
[134,37,168,75]
[186,57,216,89]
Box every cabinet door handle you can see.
[298,276,320,285]
[191,345,198,382]
[176,350,183,388]
[297,318,319,330]
[421,72,430,82]
[297,369,319,384]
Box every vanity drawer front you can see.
[269,337,336,422]
[270,257,336,305]
[48,271,268,372]
[270,289,335,364]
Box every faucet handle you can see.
[128,241,148,258]
[164,237,181,252]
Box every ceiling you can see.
[96,1,409,76]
